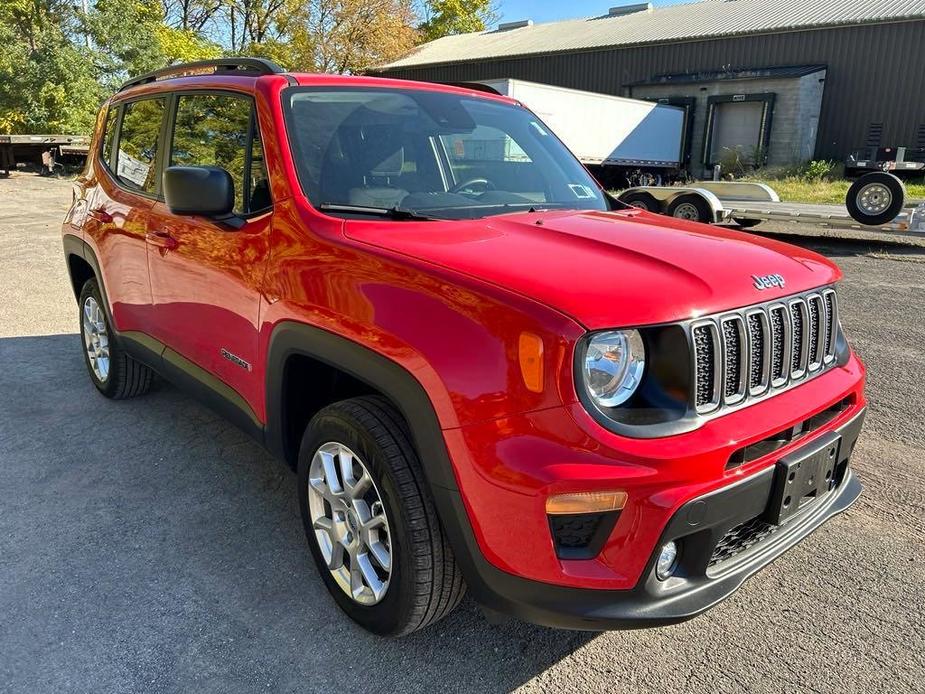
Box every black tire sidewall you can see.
[78,279,120,397]
[846,172,906,226]
[296,408,417,636]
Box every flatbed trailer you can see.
[618,173,925,237]
[0,134,90,175]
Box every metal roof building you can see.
[374,0,925,174]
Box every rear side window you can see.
[100,106,119,168]
[115,98,166,193]
[170,93,270,215]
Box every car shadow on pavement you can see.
[0,333,595,693]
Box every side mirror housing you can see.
[163,165,235,218]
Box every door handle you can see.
[145,229,178,250]
[87,208,113,223]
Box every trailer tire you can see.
[733,218,762,228]
[666,194,712,224]
[620,191,660,213]
[846,172,905,226]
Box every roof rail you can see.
[119,57,285,92]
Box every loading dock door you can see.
[710,101,764,162]
[703,93,775,168]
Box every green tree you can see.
[0,0,102,133]
[417,0,497,42]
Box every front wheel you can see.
[78,279,154,399]
[297,396,465,636]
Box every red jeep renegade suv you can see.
[62,59,866,636]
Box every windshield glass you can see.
[284,87,609,220]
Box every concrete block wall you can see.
[631,69,826,177]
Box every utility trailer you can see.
[617,172,925,237]
[0,134,90,176]
[469,78,686,188]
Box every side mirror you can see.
[163,165,236,220]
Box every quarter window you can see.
[100,106,119,168]
[115,97,166,193]
[170,93,270,215]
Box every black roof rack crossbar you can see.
[119,58,285,92]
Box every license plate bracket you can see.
[766,431,841,525]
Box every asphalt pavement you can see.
[1,174,923,693]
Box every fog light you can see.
[655,541,679,580]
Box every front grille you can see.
[823,292,837,356]
[708,516,779,568]
[691,288,838,416]
[769,305,787,384]
[789,301,804,375]
[693,324,718,409]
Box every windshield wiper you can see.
[317,203,437,221]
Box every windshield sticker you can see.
[568,184,596,199]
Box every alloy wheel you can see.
[307,441,392,605]
[82,296,110,382]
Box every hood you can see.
[344,208,841,330]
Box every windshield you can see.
[284,87,609,220]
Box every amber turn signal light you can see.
[518,332,544,393]
[545,491,628,515]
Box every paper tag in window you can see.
[568,184,595,199]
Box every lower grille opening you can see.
[726,395,854,470]
[548,511,620,560]
[708,517,779,568]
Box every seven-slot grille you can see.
[692,288,838,414]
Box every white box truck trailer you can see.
[475,78,686,187]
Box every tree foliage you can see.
[0,0,492,134]
[417,0,497,42]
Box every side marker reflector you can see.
[546,491,628,515]
[518,332,545,393]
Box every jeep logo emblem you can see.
[752,273,785,290]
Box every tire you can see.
[297,395,465,636]
[666,193,713,223]
[733,218,762,228]
[846,172,906,226]
[78,278,154,399]
[620,191,661,213]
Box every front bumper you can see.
[441,406,864,630]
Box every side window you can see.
[100,106,119,168]
[115,98,166,193]
[170,93,271,215]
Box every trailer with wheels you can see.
[0,134,90,176]
[618,172,925,236]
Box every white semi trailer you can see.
[474,78,686,187]
[457,78,924,236]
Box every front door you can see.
[145,91,273,416]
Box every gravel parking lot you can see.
[1,174,923,693]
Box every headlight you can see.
[582,330,646,408]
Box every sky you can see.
[497,0,693,25]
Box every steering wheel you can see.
[449,177,495,195]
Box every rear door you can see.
[145,90,273,414]
[84,96,167,332]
